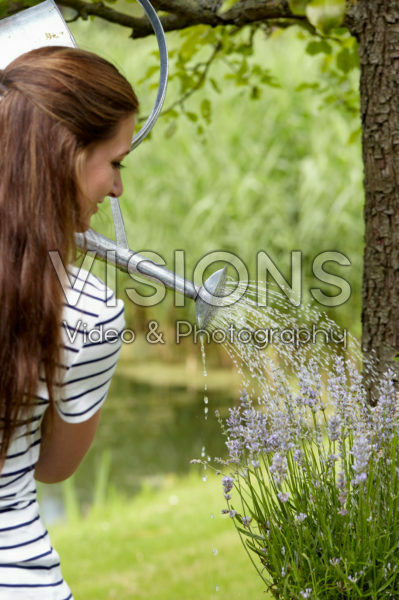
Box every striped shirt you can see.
[0,267,125,598]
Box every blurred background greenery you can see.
[40,10,363,598]
[72,12,363,340]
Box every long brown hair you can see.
[0,46,139,456]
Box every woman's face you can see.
[77,113,136,230]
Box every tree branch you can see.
[221,0,295,24]
[56,0,304,39]
[3,0,354,40]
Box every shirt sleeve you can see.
[55,273,125,423]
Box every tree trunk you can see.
[353,0,399,400]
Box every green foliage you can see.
[301,32,359,117]
[137,24,281,132]
[288,0,309,16]
[306,39,333,55]
[290,0,347,33]
[70,19,363,338]
[306,0,347,34]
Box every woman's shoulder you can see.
[56,266,126,423]
[62,265,125,334]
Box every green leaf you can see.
[164,121,178,139]
[185,111,198,123]
[306,0,346,34]
[210,78,222,94]
[201,98,212,123]
[289,0,309,16]
[296,82,320,92]
[306,40,332,56]
[336,47,357,73]
[220,0,241,12]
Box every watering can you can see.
[0,0,227,329]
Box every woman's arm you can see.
[34,404,101,484]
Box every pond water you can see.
[39,372,234,523]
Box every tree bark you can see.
[353,0,399,399]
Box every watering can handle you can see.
[131,0,168,150]
[107,0,169,251]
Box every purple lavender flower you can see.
[277,492,290,503]
[328,357,353,419]
[300,589,312,599]
[351,434,371,486]
[225,438,242,463]
[298,360,321,412]
[241,515,252,526]
[327,454,339,469]
[270,453,287,486]
[295,512,307,523]
[328,414,341,442]
[226,406,242,435]
[222,476,234,495]
[293,448,303,465]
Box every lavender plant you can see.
[215,358,399,599]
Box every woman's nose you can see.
[110,171,123,198]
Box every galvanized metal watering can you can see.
[0,0,227,329]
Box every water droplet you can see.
[200,337,208,377]
[212,548,218,556]
[204,396,208,404]
[215,585,220,592]
[202,475,207,482]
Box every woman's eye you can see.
[112,161,125,170]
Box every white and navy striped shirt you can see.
[0,267,125,599]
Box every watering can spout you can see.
[75,230,227,330]
[195,267,227,330]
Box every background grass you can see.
[50,473,269,600]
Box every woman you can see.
[0,45,138,598]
